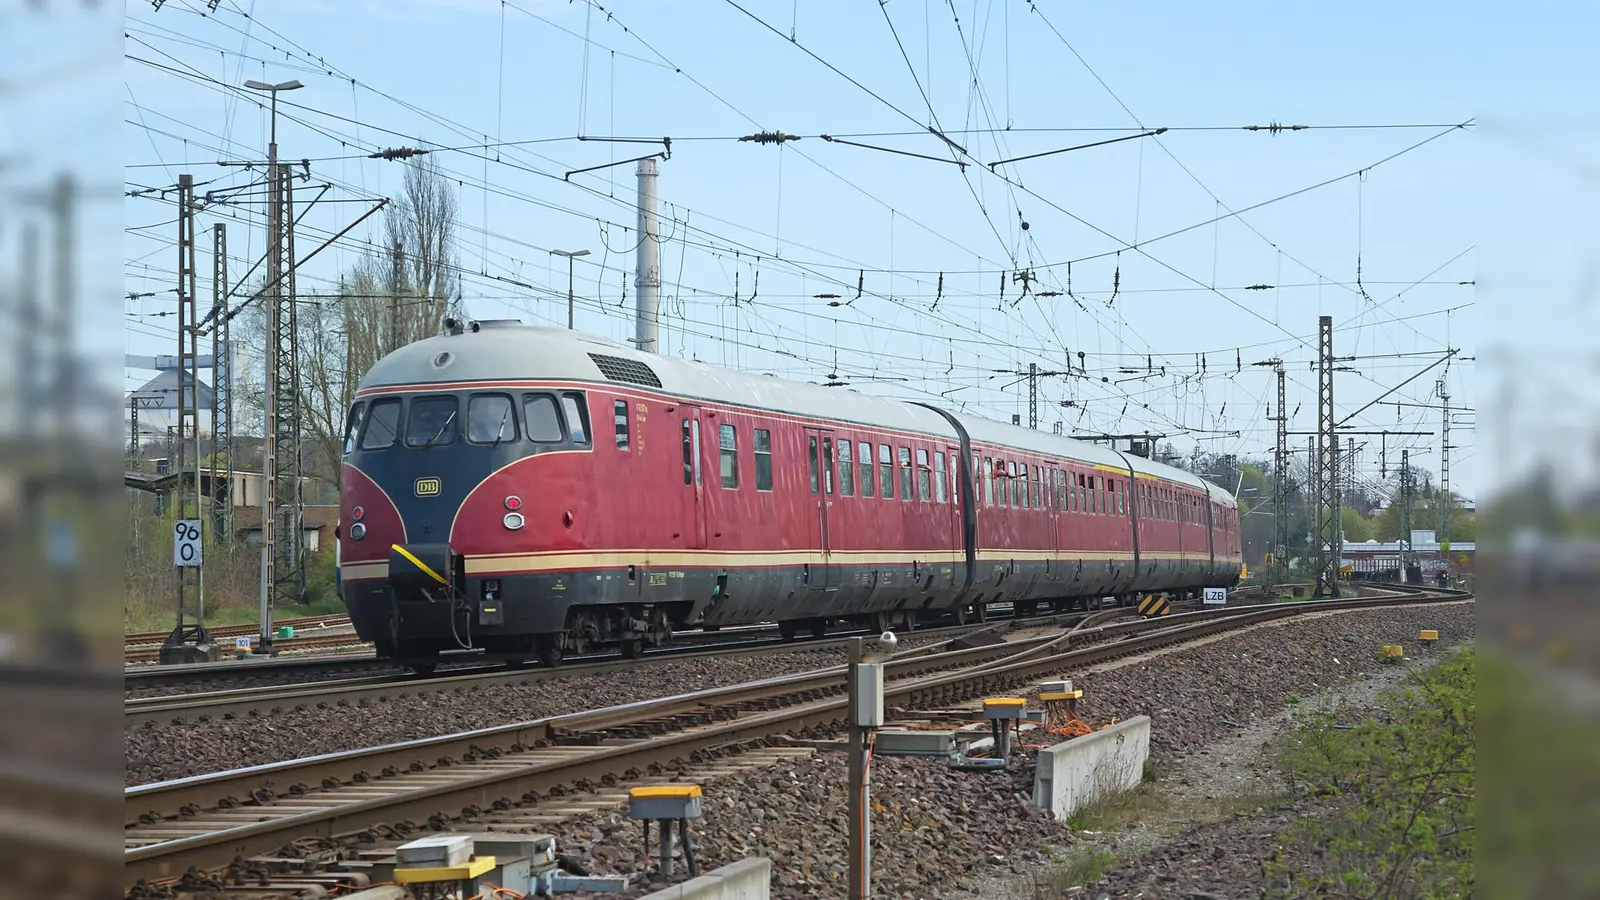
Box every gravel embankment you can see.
[1070,603,1475,762]
[546,602,1475,899]
[544,751,1069,900]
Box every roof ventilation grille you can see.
[587,352,663,388]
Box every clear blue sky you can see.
[118,0,1599,504]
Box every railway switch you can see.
[628,784,702,878]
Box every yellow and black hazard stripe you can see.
[1137,593,1171,618]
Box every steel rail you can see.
[123,589,1468,884]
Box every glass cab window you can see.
[467,394,517,444]
[342,401,366,455]
[524,394,564,443]
[561,393,590,445]
[360,398,401,450]
[405,396,459,447]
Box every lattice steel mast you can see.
[162,173,211,658]
[1314,315,1341,597]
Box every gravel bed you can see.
[544,603,1475,900]
[1070,602,1475,762]
[542,750,1070,900]
[126,638,949,785]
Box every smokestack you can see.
[633,158,661,354]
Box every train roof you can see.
[360,323,956,438]
[359,323,1234,507]
[955,410,1231,505]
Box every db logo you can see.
[415,477,442,497]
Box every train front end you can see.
[336,324,595,671]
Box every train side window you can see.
[858,441,875,497]
[342,401,366,455]
[560,393,590,445]
[838,440,855,496]
[359,398,400,450]
[524,394,564,443]
[1019,463,1031,509]
[823,438,836,494]
[983,456,994,506]
[754,428,774,491]
[898,447,913,501]
[614,400,630,450]
[682,419,693,485]
[916,448,931,501]
[933,451,947,503]
[880,445,895,499]
[405,395,459,447]
[467,394,518,445]
[808,435,820,495]
[719,424,739,489]
[1032,465,1043,509]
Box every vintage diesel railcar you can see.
[337,322,1241,670]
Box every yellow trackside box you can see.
[628,784,703,820]
[1038,690,1083,702]
[983,698,1027,719]
[1419,629,1439,642]
[394,856,496,884]
[1380,644,1404,660]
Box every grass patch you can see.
[1034,847,1118,894]
[1269,647,1474,898]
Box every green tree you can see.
[1341,506,1372,543]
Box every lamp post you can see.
[243,78,302,656]
[243,79,303,172]
[549,248,590,329]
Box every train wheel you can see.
[621,638,645,659]
[974,602,988,623]
[535,635,563,668]
[779,620,799,642]
[408,661,437,677]
[811,619,828,639]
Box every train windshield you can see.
[405,396,459,447]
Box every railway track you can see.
[122,600,1168,693]
[124,613,352,648]
[122,588,1469,885]
[124,614,358,664]
[123,611,1130,725]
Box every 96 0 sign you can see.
[173,519,203,567]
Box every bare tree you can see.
[232,157,460,497]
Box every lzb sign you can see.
[1202,587,1227,605]
[173,520,203,567]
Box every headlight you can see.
[503,512,525,530]
[349,522,367,541]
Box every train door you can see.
[804,428,837,591]
[945,448,964,579]
[678,406,707,549]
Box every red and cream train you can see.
[337,321,1242,670]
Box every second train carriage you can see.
[337,322,1241,669]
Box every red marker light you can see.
[351,506,365,522]
[504,496,522,511]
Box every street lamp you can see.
[243,78,301,657]
[549,248,590,330]
[243,79,304,168]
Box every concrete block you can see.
[1031,715,1151,821]
[633,857,771,900]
